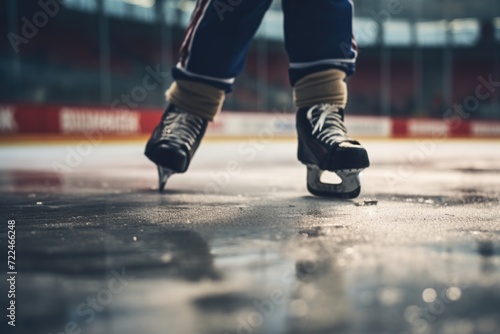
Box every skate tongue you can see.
[307,105,347,143]
[313,105,345,121]
[313,105,344,120]
[307,104,345,132]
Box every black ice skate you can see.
[296,104,370,198]
[145,104,208,192]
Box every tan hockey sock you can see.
[166,80,225,121]
[293,69,348,109]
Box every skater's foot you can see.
[296,103,369,198]
[296,103,369,170]
[145,104,208,191]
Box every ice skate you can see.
[145,104,208,192]
[296,103,369,198]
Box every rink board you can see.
[1,103,500,138]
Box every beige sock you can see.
[293,69,348,109]
[166,80,225,121]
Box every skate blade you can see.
[306,165,363,199]
[158,166,174,193]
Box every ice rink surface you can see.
[1,138,500,334]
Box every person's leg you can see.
[169,0,274,120]
[283,0,369,198]
[146,0,273,191]
[283,0,357,88]
[283,0,357,109]
[177,0,274,89]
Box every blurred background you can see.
[1,0,500,138]
[2,3,500,334]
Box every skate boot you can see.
[145,104,208,192]
[296,103,369,198]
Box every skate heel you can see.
[297,138,322,166]
[306,165,362,199]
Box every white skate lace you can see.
[161,110,204,149]
[306,104,348,145]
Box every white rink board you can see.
[206,112,392,138]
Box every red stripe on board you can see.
[392,118,408,138]
[450,120,471,137]
[1,102,500,138]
